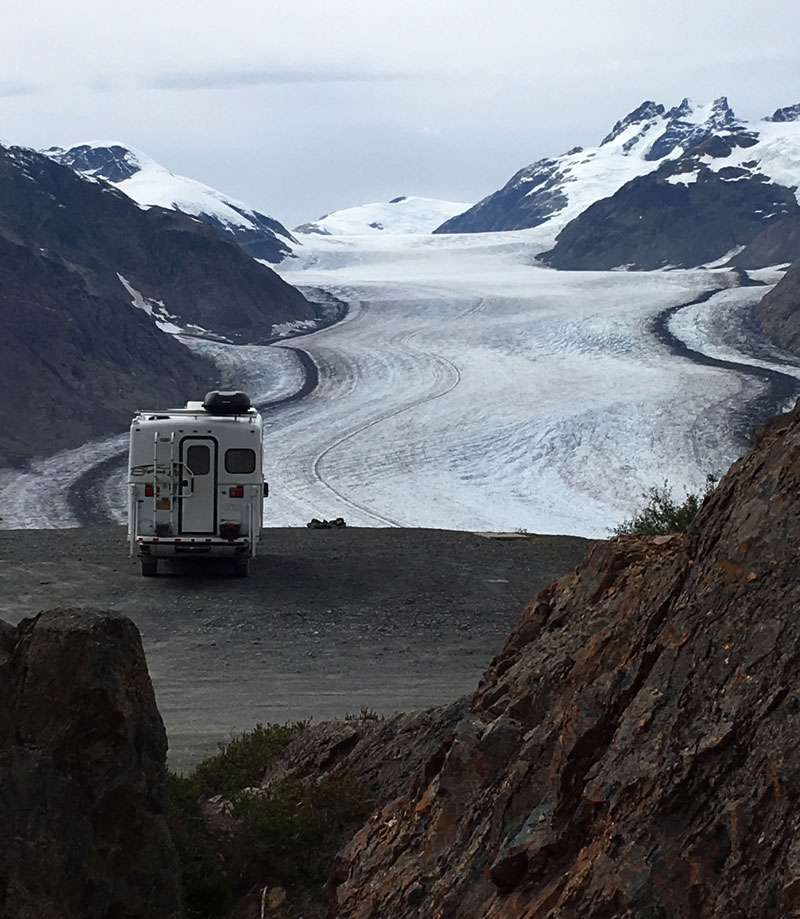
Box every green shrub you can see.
[165,721,373,918]
[612,474,717,537]
[192,721,307,799]
[165,771,231,918]
[230,774,373,890]
[166,722,307,918]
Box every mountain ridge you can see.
[44,142,297,263]
[434,97,800,270]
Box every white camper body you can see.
[127,392,265,577]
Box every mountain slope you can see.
[3,144,317,342]
[0,144,322,464]
[751,258,800,354]
[294,195,472,236]
[0,231,215,466]
[733,214,800,268]
[44,142,296,263]
[434,98,800,270]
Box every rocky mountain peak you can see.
[45,142,146,183]
[435,94,800,258]
[43,140,296,263]
[600,100,665,146]
[765,103,800,122]
[708,94,738,128]
[643,95,742,162]
[665,96,694,119]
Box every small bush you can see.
[166,722,307,918]
[165,721,374,919]
[344,707,382,722]
[191,721,307,799]
[230,774,373,890]
[166,772,231,917]
[612,474,717,537]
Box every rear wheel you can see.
[141,557,158,577]
[233,556,250,578]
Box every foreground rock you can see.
[0,609,181,919]
[260,701,468,807]
[328,400,800,918]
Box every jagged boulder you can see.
[0,609,181,919]
[328,399,800,918]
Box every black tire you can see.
[233,556,250,578]
[141,557,158,577]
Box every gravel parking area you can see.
[0,525,592,770]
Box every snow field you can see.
[294,196,473,236]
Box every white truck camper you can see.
[127,391,267,577]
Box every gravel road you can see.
[0,525,592,771]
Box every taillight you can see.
[145,484,154,497]
[229,485,244,498]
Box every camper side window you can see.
[225,449,256,474]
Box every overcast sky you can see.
[2,0,798,228]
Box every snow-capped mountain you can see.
[435,98,800,270]
[294,195,472,236]
[43,142,296,263]
[540,102,800,270]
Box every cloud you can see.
[0,81,38,98]
[147,66,413,92]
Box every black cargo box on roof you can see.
[203,391,252,415]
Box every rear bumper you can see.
[137,537,249,558]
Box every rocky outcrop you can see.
[328,399,800,918]
[0,609,181,919]
[751,259,800,356]
[260,701,468,807]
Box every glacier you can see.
[1,230,797,538]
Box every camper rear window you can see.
[225,448,256,474]
[186,444,211,475]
